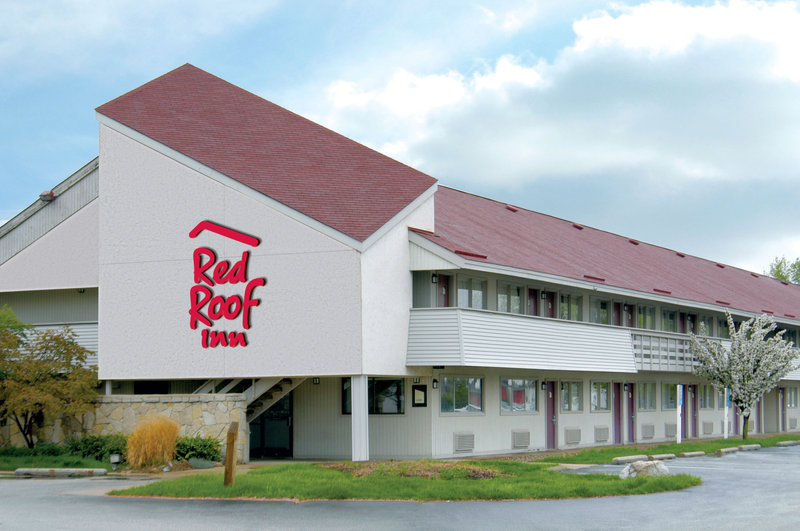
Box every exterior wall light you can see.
[39,190,55,202]
[431,273,438,283]
[312,377,320,385]
[432,379,438,389]
[623,384,629,392]
[541,382,547,391]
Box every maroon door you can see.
[680,385,688,438]
[613,303,622,326]
[626,383,635,442]
[527,289,539,316]
[623,304,635,327]
[546,381,557,449]
[613,382,622,444]
[437,275,450,307]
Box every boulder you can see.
[619,460,670,479]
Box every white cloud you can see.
[479,2,539,33]
[0,0,278,78]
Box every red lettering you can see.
[228,331,248,347]
[205,329,228,347]
[223,295,242,319]
[208,295,225,320]
[227,252,249,284]
[241,277,266,329]
[213,261,229,282]
[193,248,216,286]
[189,285,213,329]
[200,329,248,348]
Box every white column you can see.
[105,380,112,395]
[677,384,683,444]
[723,388,729,439]
[351,374,369,462]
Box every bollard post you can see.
[224,421,239,487]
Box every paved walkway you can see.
[0,447,798,530]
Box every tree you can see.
[766,256,800,284]
[0,306,98,448]
[690,312,799,439]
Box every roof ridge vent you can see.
[762,309,774,315]
[572,223,584,230]
[584,274,605,282]
[505,205,518,212]
[653,288,672,295]
[628,239,639,245]
[715,300,730,306]
[750,273,759,278]
[785,314,796,319]
[454,249,488,260]
[676,252,686,258]
[716,263,725,269]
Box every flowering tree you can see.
[690,312,799,439]
[0,306,98,448]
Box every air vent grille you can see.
[512,430,530,449]
[454,432,475,453]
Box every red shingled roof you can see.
[416,186,800,322]
[96,64,436,242]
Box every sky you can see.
[2,0,799,274]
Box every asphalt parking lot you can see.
[0,446,798,530]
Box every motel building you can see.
[1,64,800,462]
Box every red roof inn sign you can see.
[188,221,266,348]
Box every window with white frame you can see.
[637,306,655,329]
[661,383,677,410]
[699,315,714,336]
[661,310,677,332]
[787,386,798,409]
[440,376,483,413]
[500,378,537,413]
[457,278,487,310]
[561,381,583,412]
[559,294,583,321]
[342,378,405,415]
[590,381,610,411]
[497,283,524,314]
[698,384,715,409]
[590,299,611,325]
[717,318,731,338]
[638,382,656,410]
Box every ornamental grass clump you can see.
[126,416,179,468]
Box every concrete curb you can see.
[776,441,800,447]
[738,444,761,451]
[15,468,107,478]
[649,453,676,460]
[715,447,739,456]
[678,451,706,458]
[611,455,648,465]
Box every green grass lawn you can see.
[535,433,800,465]
[109,460,700,501]
[0,455,112,471]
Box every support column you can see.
[351,374,369,462]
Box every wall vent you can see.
[564,427,581,445]
[512,430,530,449]
[703,421,714,435]
[594,425,609,443]
[665,423,677,438]
[790,418,798,430]
[454,432,475,453]
[641,424,655,439]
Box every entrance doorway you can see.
[545,381,557,449]
[249,393,292,459]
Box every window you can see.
[342,378,404,415]
[559,294,583,321]
[500,378,537,413]
[661,383,677,410]
[717,318,731,339]
[561,381,583,412]
[787,386,798,409]
[440,376,483,413]
[699,315,714,336]
[637,306,655,329]
[698,384,715,409]
[661,310,677,332]
[638,382,656,410]
[590,299,610,325]
[457,278,487,309]
[497,283,524,314]
[590,382,610,411]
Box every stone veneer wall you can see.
[87,394,248,462]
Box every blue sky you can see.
[2,0,800,273]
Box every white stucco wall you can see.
[98,125,362,379]
[0,200,99,291]
[360,193,435,375]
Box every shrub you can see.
[175,435,222,462]
[64,434,128,462]
[127,416,179,468]
[0,446,35,457]
[33,442,65,456]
